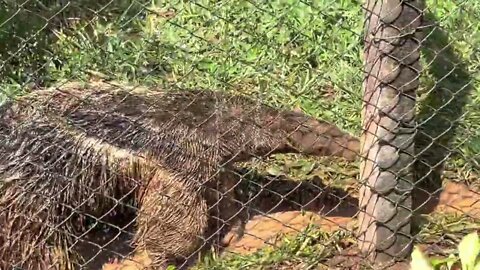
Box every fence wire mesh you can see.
[0,0,479,269]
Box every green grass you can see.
[193,226,356,270]
[2,0,479,163]
[1,0,365,131]
[1,0,480,268]
[415,212,480,262]
[188,213,480,270]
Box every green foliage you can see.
[193,226,354,270]
[411,232,480,270]
[1,0,366,131]
[2,0,479,160]
[1,0,480,267]
[458,233,480,270]
[411,247,436,270]
[0,0,142,85]
[417,0,480,172]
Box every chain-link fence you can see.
[0,0,479,269]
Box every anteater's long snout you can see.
[283,115,361,161]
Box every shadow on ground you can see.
[74,167,360,269]
[413,11,474,215]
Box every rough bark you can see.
[357,0,424,265]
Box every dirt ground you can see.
[96,180,480,270]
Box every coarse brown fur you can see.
[0,81,359,269]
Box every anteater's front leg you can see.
[132,171,210,269]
